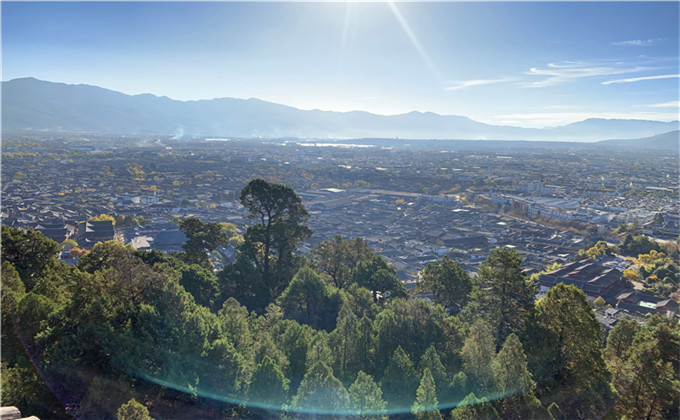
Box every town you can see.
[2,132,678,327]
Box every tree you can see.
[461,319,495,395]
[449,393,499,420]
[474,248,535,349]
[348,371,388,420]
[179,263,219,308]
[592,296,607,311]
[116,398,154,420]
[89,213,115,224]
[411,368,442,420]
[381,346,418,412]
[351,255,408,303]
[311,235,374,288]
[606,315,679,420]
[620,234,659,257]
[247,356,289,410]
[603,319,641,393]
[417,346,447,403]
[1,226,61,290]
[239,179,311,303]
[291,361,350,416]
[416,255,472,308]
[278,267,343,331]
[527,283,612,418]
[491,334,545,419]
[329,304,360,382]
[178,217,227,269]
[61,239,78,250]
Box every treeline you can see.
[1,179,678,419]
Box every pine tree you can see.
[461,319,495,395]
[412,368,443,420]
[449,393,499,420]
[491,334,545,419]
[417,345,447,403]
[527,283,612,418]
[381,346,418,412]
[607,315,680,419]
[348,371,388,420]
[291,361,350,417]
[247,355,289,410]
[474,248,535,348]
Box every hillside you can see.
[2,78,678,141]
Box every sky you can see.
[2,1,679,128]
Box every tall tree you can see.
[603,318,641,393]
[606,315,679,420]
[491,334,545,420]
[474,248,535,349]
[416,255,472,308]
[460,319,495,396]
[411,368,443,420]
[527,283,612,419]
[178,217,227,269]
[348,371,388,420]
[278,267,343,331]
[329,304,360,383]
[291,361,350,417]
[417,346,447,403]
[449,393,499,420]
[351,255,408,303]
[311,235,375,288]
[239,179,311,303]
[1,226,61,290]
[247,356,289,410]
[381,346,418,412]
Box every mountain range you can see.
[2,77,678,143]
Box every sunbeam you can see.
[386,0,443,84]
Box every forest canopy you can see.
[1,179,678,419]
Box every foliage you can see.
[416,255,472,308]
[348,371,388,420]
[605,315,680,419]
[526,283,612,418]
[311,235,375,288]
[412,368,443,420]
[620,234,660,257]
[238,179,311,311]
[278,267,343,331]
[351,255,408,303]
[178,216,227,269]
[449,393,499,420]
[473,248,535,349]
[381,346,418,411]
[290,361,350,416]
[89,213,116,224]
[1,225,61,290]
[116,398,154,420]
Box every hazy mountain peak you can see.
[2,77,678,142]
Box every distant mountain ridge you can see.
[598,130,679,150]
[2,77,678,142]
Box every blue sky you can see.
[2,1,678,128]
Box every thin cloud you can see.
[612,38,664,47]
[602,74,680,85]
[644,100,680,108]
[444,78,511,91]
[524,61,654,87]
[477,111,680,129]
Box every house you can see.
[76,220,115,248]
[538,260,629,304]
[151,230,188,254]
